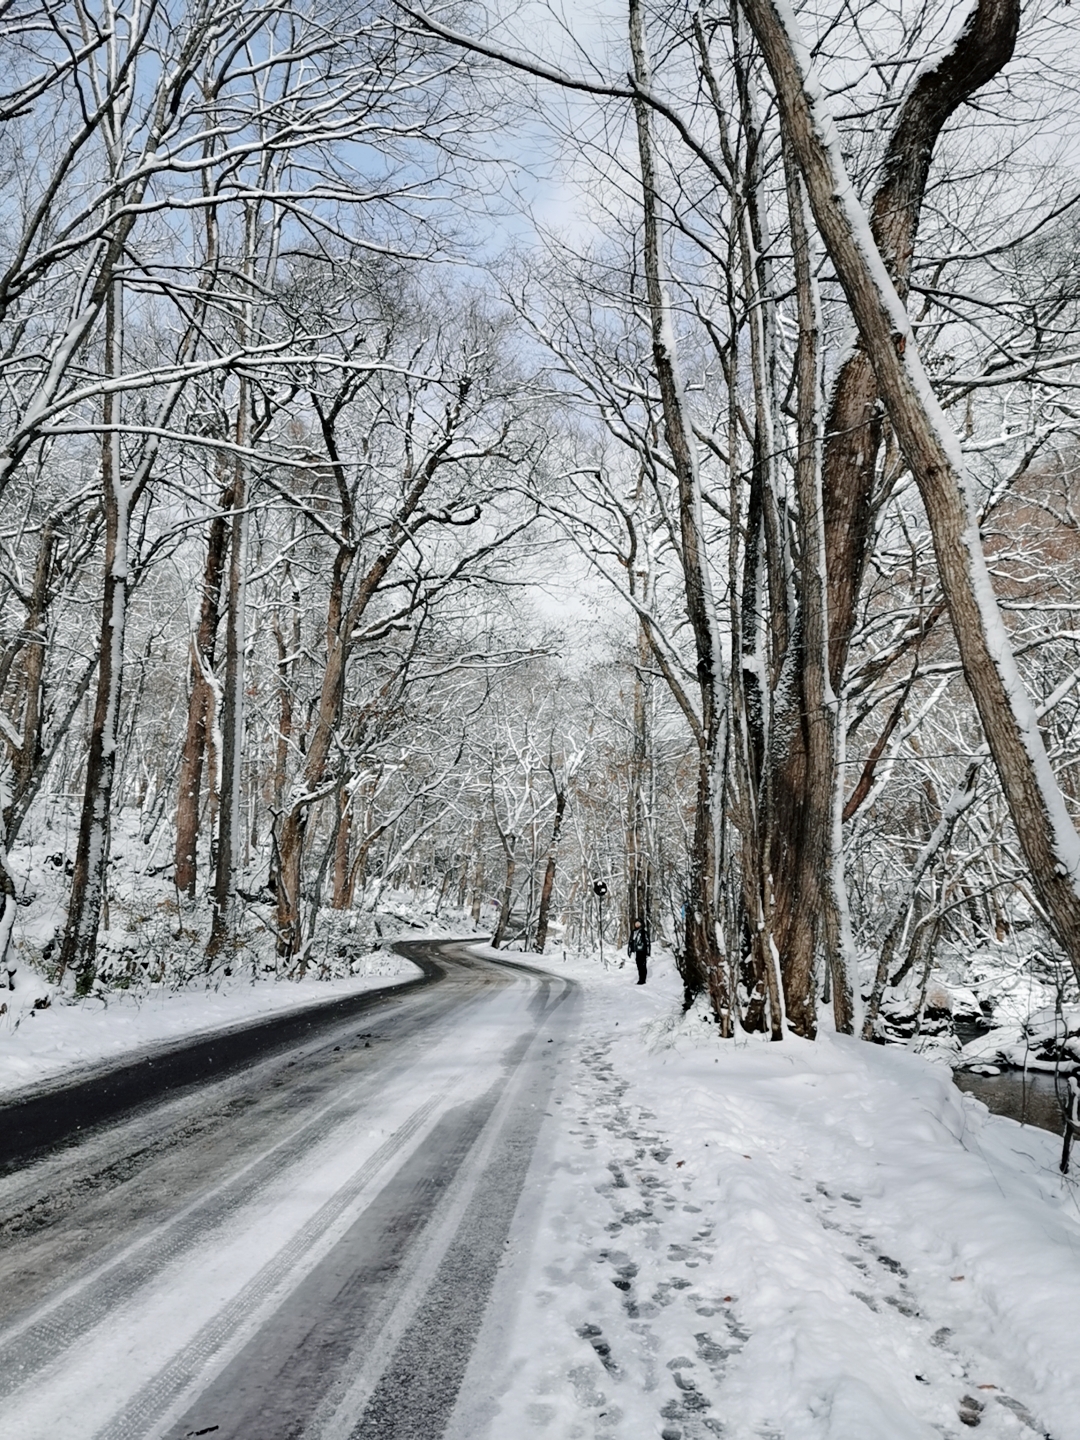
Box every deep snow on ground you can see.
[455,944,1080,1440]
[0,947,420,1096]
[5,929,1080,1438]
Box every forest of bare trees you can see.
[3,0,1080,1047]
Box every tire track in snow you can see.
[150,967,578,1440]
[0,989,461,1401]
[98,1092,447,1440]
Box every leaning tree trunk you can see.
[741,0,1080,983]
[741,0,1018,1035]
[820,0,1020,694]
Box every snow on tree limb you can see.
[739,0,1080,977]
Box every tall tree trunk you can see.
[275,633,346,962]
[332,784,352,910]
[174,487,231,897]
[492,833,517,949]
[0,512,61,968]
[718,0,1020,1034]
[59,281,128,994]
[206,416,250,963]
[630,0,731,1028]
[272,573,300,817]
[742,0,1080,984]
[11,520,54,818]
[207,191,272,964]
[626,620,652,937]
[780,145,856,1033]
[470,851,484,924]
[535,786,567,953]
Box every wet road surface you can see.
[0,940,579,1440]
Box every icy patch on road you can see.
[454,946,1080,1440]
[0,950,419,1097]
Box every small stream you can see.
[953,1068,1068,1136]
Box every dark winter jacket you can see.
[628,925,650,958]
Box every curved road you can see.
[0,940,580,1440]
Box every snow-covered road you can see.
[0,941,579,1440]
[3,941,1079,1440]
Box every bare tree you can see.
[740,0,1080,986]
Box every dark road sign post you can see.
[593,880,608,967]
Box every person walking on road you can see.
[628,919,650,985]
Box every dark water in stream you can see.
[953,1068,1068,1136]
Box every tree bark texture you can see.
[206,440,250,962]
[630,0,731,1027]
[535,785,567,953]
[741,0,1080,984]
[58,284,127,994]
[174,488,231,897]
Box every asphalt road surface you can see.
[0,940,580,1440]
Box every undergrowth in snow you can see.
[0,816,490,1096]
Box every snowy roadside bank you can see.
[458,944,1080,1440]
[0,948,420,1098]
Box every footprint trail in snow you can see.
[446,965,1076,1440]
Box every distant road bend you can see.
[0,939,580,1440]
